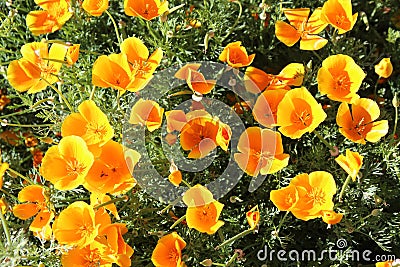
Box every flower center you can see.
[333,72,352,93]
[307,187,326,206]
[66,159,86,175]
[168,249,179,262]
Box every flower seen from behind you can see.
[375,58,393,78]
[335,149,363,181]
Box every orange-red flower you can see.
[320,0,358,34]
[40,136,94,190]
[82,0,109,16]
[128,99,164,132]
[276,87,327,139]
[61,100,114,151]
[124,0,169,21]
[253,89,287,128]
[53,201,98,248]
[246,205,260,230]
[335,149,363,181]
[7,41,68,93]
[151,232,186,267]
[275,8,328,50]
[26,0,73,35]
[320,210,343,225]
[84,141,140,195]
[219,41,255,68]
[375,58,393,78]
[234,127,289,177]
[317,54,365,103]
[336,98,389,144]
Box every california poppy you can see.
[53,201,98,248]
[90,193,120,220]
[174,64,216,95]
[84,141,139,195]
[317,54,365,103]
[186,200,225,235]
[40,136,94,190]
[26,0,73,35]
[165,110,188,133]
[66,44,80,66]
[320,210,343,225]
[128,99,164,132]
[270,185,299,211]
[0,198,7,214]
[320,0,358,34]
[335,149,363,181]
[61,100,114,149]
[7,41,68,93]
[234,127,289,177]
[151,232,186,267]
[182,184,215,207]
[253,89,287,128]
[275,8,328,50]
[124,0,169,21]
[246,205,260,230]
[276,87,327,139]
[336,98,389,144]
[61,241,113,267]
[168,163,182,187]
[82,0,109,16]
[219,41,255,68]
[120,37,163,92]
[376,261,394,267]
[375,58,393,78]
[0,162,9,188]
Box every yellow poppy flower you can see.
[53,201,98,248]
[82,0,109,16]
[219,41,255,68]
[40,136,94,190]
[276,87,327,139]
[0,162,9,189]
[128,99,164,132]
[320,0,358,34]
[270,185,299,211]
[182,184,214,207]
[336,98,389,144]
[124,0,169,21]
[335,149,363,181]
[0,198,7,214]
[151,232,186,267]
[317,54,365,103]
[375,58,393,78]
[61,240,113,267]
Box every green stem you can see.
[338,174,352,202]
[105,10,122,45]
[170,214,186,229]
[41,77,73,112]
[146,20,160,41]
[215,228,254,250]
[0,109,34,119]
[0,211,11,246]
[313,129,335,152]
[225,252,239,266]
[93,196,129,210]
[276,211,289,234]
[89,86,96,101]
[181,179,192,188]
[393,103,398,138]
[373,76,380,102]
[1,122,53,128]
[30,98,54,109]
[0,189,18,201]
[221,1,242,42]
[312,50,324,62]
[7,168,34,185]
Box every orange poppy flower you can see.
[124,0,169,20]
[320,210,343,225]
[234,127,289,177]
[246,205,260,230]
[275,8,328,50]
[375,58,393,78]
[219,41,255,68]
[174,64,216,95]
[53,201,98,248]
[26,0,73,35]
[335,149,363,181]
[31,210,54,240]
[168,170,182,187]
[61,240,113,267]
[82,0,109,16]
[182,184,215,207]
[90,193,120,220]
[40,136,94,190]
[151,232,186,267]
[244,67,275,94]
[253,89,287,128]
[84,141,140,195]
[7,41,68,93]
[336,98,389,144]
[120,37,163,92]
[376,261,394,267]
[61,100,114,149]
[276,87,327,139]
[128,99,164,132]
[0,162,9,188]
[66,44,80,66]
[186,201,225,234]
[270,184,299,211]
[165,110,188,133]
[317,54,365,103]
[320,0,358,34]
[290,171,337,221]
[174,63,201,80]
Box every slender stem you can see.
[276,211,289,234]
[41,77,73,112]
[170,214,186,229]
[105,10,122,45]
[212,263,225,267]
[393,104,398,138]
[313,129,335,152]
[30,97,54,109]
[373,76,380,101]
[158,204,172,214]
[94,196,129,210]
[0,109,34,119]
[312,50,324,62]
[89,86,96,101]
[215,228,254,250]
[181,179,192,188]
[0,188,18,201]
[1,122,53,128]
[6,168,34,185]
[221,1,242,42]
[0,211,11,246]
[338,174,352,202]
[225,252,239,266]
[146,20,160,41]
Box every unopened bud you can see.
[200,259,213,266]
[393,92,399,108]
[371,209,381,216]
